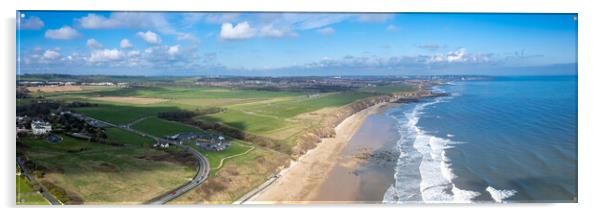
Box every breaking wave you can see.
[383,96,480,203]
[486,186,517,203]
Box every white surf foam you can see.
[385,95,481,203]
[486,186,517,203]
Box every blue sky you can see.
[17,12,577,76]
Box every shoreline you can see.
[243,102,393,204]
[311,103,401,203]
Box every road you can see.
[16,156,62,205]
[233,174,280,204]
[82,115,211,204]
[148,145,210,204]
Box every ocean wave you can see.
[384,95,479,203]
[486,186,517,203]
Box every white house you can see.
[31,120,52,135]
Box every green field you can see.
[75,104,178,125]
[21,80,419,203]
[105,127,156,147]
[199,109,287,134]
[359,84,416,94]
[233,92,376,118]
[18,135,196,204]
[86,86,302,99]
[16,175,50,205]
[188,140,254,176]
[131,117,203,137]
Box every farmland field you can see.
[105,127,156,147]
[131,117,203,138]
[86,86,303,100]
[74,104,178,125]
[17,135,196,204]
[18,79,419,204]
[232,92,376,118]
[358,84,416,94]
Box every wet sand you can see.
[312,103,401,203]
[247,103,401,204]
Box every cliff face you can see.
[290,89,438,159]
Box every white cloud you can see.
[299,48,493,70]
[120,39,133,48]
[42,50,60,60]
[77,12,198,43]
[78,13,171,32]
[88,49,124,62]
[86,38,103,49]
[127,50,141,57]
[317,27,335,35]
[215,13,393,40]
[167,45,180,56]
[220,22,256,40]
[78,13,114,29]
[446,48,467,63]
[386,25,399,32]
[19,15,44,30]
[137,31,161,44]
[44,26,80,40]
[259,25,287,37]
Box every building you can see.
[31,120,51,135]
[153,143,170,149]
[197,135,229,151]
[166,132,230,151]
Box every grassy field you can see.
[74,104,178,125]
[16,175,50,205]
[86,86,303,99]
[359,84,417,94]
[105,127,156,147]
[23,82,418,204]
[187,140,255,176]
[198,109,287,134]
[18,135,196,204]
[232,92,376,118]
[131,117,203,137]
[130,116,256,176]
[172,145,290,204]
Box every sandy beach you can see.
[247,103,393,204]
[312,104,401,203]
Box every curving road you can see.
[148,145,210,204]
[82,115,210,204]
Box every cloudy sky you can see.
[17,12,577,76]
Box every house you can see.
[31,120,52,135]
[153,143,170,149]
[166,132,230,151]
[197,135,230,151]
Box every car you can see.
[170,191,176,196]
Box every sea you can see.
[382,76,577,203]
